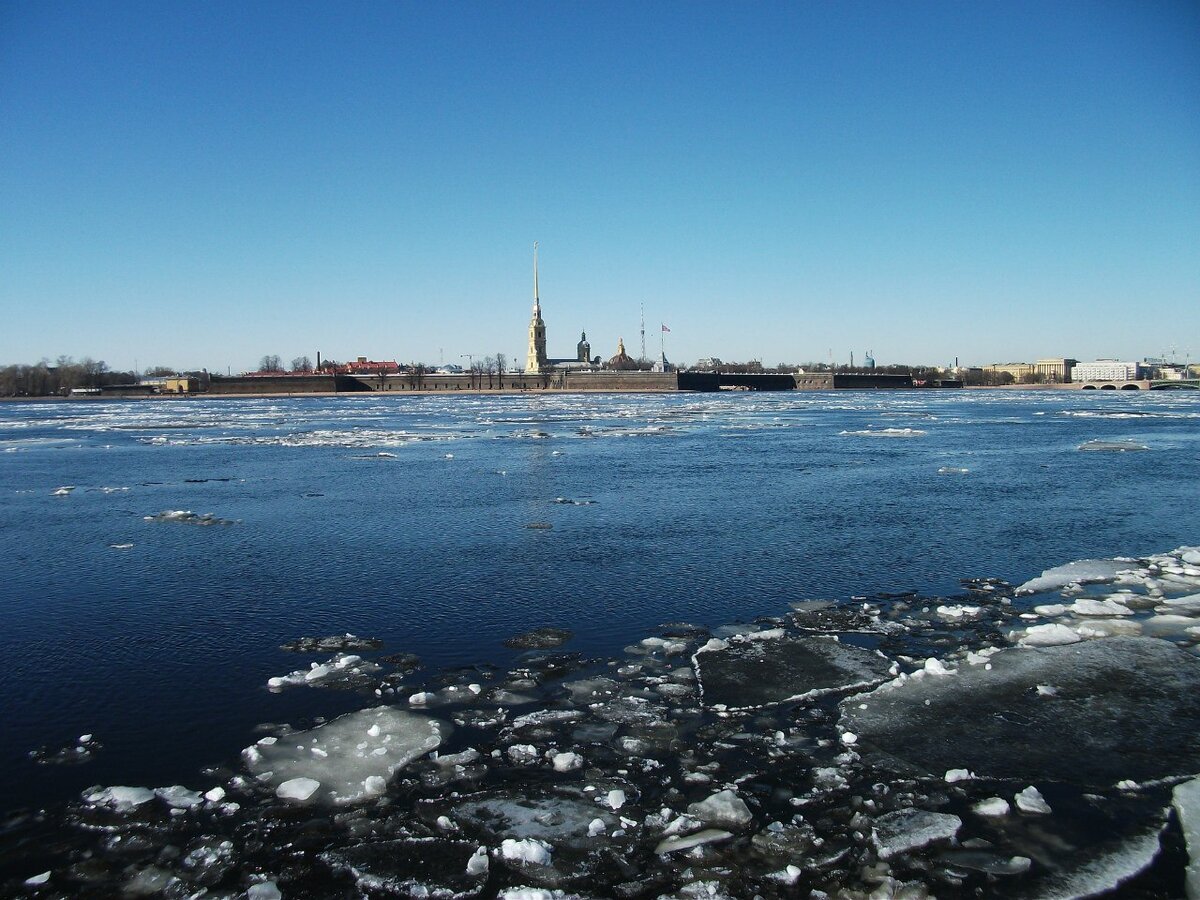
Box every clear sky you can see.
[2,1,1197,373]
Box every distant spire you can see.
[532,241,540,316]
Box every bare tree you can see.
[259,355,283,372]
[495,352,506,390]
[291,356,313,373]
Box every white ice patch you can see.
[497,838,553,866]
[936,605,980,620]
[838,427,926,438]
[1017,624,1083,647]
[82,786,155,811]
[1017,559,1133,595]
[871,808,961,859]
[242,707,446,805]
[687,789,753,830]
[1071,598,1134,617]
[276,777,322,801]
[973,797,1010,817]
[1015,785,1052,815]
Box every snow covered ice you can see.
[242,706,447,804]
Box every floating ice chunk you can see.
[1071,597,1134,617]
[466,846,489,876]
[839,428,926,437]
[1172,776,1200,899]
[871,808,961,859]
[109,543,134,550]
[204,786,226,802]
[82,785,155,811]
[655,829,734,854]
[267,653,381,690]
[497,838,553,866]
[24,872,50,886]
[605,789,626,810]
[143,509,235,526]
[587,818,606,837]
[923,657,954,676]
[246,882,283,900]
[841,731,858,745]
[154,785,203,809]
[280,634,382,653]
[277,777,322,801]
[52,485,75,496]
[507,744,540,765]
[936,605,980,620]
[1033,603,1069,617]
[687,789,753,830]
[1078,439,1149,452]
[1017,623,1083,647]
[945,769,974,783]
[550,751,583,772]
[408,691,436,706]
[973,797,1010,817]
[937,466,969,474]
[1017,559,1132,594]
[1184,550,1200,566]
[1014,785,1051,814]
[243,707,446,805]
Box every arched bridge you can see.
[1077,379,1200,391]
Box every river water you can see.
[1,389,1198,895]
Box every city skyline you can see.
[2,2,1197,373]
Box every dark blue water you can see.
[1,390,1197,814]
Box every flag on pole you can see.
[661,324,671,333]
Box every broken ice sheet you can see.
[840,636,1200,786]
[242,706,447,804]
[694,632,893,710]
[1016,558,1133,594]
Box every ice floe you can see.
[143,509,236,526]
[693,632,892,709]
[242,706,447,804]
[842,636,1200,786]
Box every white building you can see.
[1072,360,1143,382]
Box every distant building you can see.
[984,362,1036,381]
[525,244,549,374]
[522,244,595,373]
[1034,358,1077,383]
[334,357,400,375]
[607,338,639,370]
[1073,360,1144,382]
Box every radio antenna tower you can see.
[640,303,646,362]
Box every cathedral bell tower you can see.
[526,242,548,374]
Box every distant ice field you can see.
[0,388,1197,814]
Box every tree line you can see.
[0,357,138,396]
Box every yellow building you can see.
[984,362,1036,381]
[163,377,198,394]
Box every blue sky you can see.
[1,1,1197,372]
